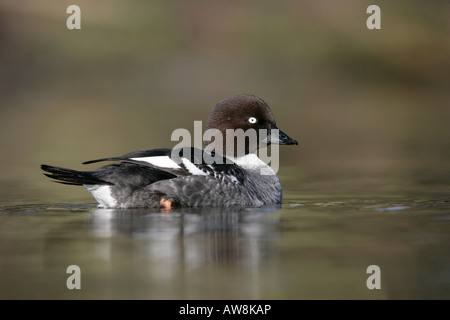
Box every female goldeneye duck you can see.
[41,94,298,209]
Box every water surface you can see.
[1,172,449,299]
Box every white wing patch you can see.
[131,155,208,176]
[181,158,208,176]
[130,156,182,169]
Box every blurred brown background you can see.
[0,0,449,201]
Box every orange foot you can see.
[160,197,172,212]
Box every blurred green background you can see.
[0,0,449,201]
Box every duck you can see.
[41,94,298,209]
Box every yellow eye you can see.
[248,117,257,124]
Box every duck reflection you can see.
[88,206,281,266]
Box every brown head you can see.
[204,94,298,158]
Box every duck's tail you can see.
[40,164,113,186]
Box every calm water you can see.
[1,169,449,300]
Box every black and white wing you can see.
[83,147,247,184]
